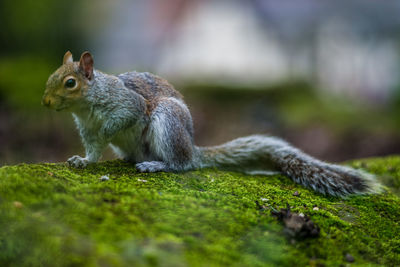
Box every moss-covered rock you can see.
[0,157,399,266]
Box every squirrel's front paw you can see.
[67,155,90,168]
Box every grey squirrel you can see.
[42,51,381,197]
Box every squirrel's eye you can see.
[65,78,76,88]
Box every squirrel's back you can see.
[118,71,183,104]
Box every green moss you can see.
[0,157,399,266]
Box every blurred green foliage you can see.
[276,87,399,133]
[0,0,86,58]
[184,83,400,134]
[0,57,56,109]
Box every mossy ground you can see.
[0,157,399,266]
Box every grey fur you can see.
[198,135,380,197]
[61,67,380,198]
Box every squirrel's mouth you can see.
[53,100,69,111]
[55,106,68,111]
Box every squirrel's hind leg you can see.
[139,97,195,172]
[136,161,168,172]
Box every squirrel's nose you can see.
[42,96,51,107]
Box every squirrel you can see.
[42,51,381,197]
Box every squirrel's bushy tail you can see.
[197,135,381,197]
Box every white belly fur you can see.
[110,123,147,162]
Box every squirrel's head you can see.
[42,51,94,111]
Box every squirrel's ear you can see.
[63,51,73,64]
[79,51,94,80]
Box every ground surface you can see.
[0,156,399,266]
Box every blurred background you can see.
[1,0,400,166]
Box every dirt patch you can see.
[271,204,320,239]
